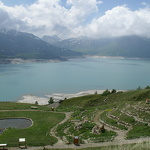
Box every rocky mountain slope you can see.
[43,35,150,58]
[0,29,81,60]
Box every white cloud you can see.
[83,6,150,38]
[0,0,150,39]
[0,6,25,30]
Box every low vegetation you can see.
[0,88,150,149]
[0,102,50,111]
[57,88,150,139]
[0,110,65,146]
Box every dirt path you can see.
[3,110,150,150]
[50,112,73,146]
[92,110,130,142]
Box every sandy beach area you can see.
[18,90,105,105]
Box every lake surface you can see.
[0,118,32,129]
[0,57,150,102]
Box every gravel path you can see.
[92,111,129,142]
[50,112,73,146]
[3,110,150,150]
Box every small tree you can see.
[102,89,110,96]
[95,91,98,94]
[48,97,54,104]
[145,86,150,89]
[137,86,141,90]
[59,100,63,104]
[111,89,116,94]
[35,101,38,105]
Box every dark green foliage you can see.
[35,101,38,105]
[111,89,116,93]
[145,86,150,89]
[137,86,141,90]
[48,97,54,104]
[95,91,98,94]
[102,89,111,96]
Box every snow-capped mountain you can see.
[43,35,150,58]
[0,29,81,60]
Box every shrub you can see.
[48,97,54,104]
[102,89,111,96]
[111,89,116,94]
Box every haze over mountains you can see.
[0,29,150,60]
[0,29,81,60]
[42,35,150,59]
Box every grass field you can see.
[0,88,150,148]
[0,102,51,111]
[0,110,65,146]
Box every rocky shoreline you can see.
[0,58,63,64]
[18,90,106,105]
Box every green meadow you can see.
[0,88,150,149]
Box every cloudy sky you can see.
[0,0,150,39]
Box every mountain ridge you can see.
[42,35,150,59]
[0,29,82,61]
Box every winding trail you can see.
[50,112,73,146]
[92,111,130,143]
[2,110,150,150]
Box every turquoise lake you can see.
[0,57,150,102]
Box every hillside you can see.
[0,89,149,149]
[43,35,150,58]
[0,29,81,60]
[57,89,150,140]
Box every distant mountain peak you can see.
[42,35,62,45]
[0,29,82,60]
[42,35,150,58]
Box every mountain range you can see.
[42,35,150,58]
[0,29,81,60]
[1,29,150,60]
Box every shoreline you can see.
[1,56,150,65]
[85,55,150,60]
[17,90,123,105]
[0,58,65,64]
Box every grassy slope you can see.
[0,103,65,146]
[58,89,150,110]
[0,102,50,111]
[0,89,150,148]
[58,89,150,139]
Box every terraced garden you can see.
[0,89,150,149]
